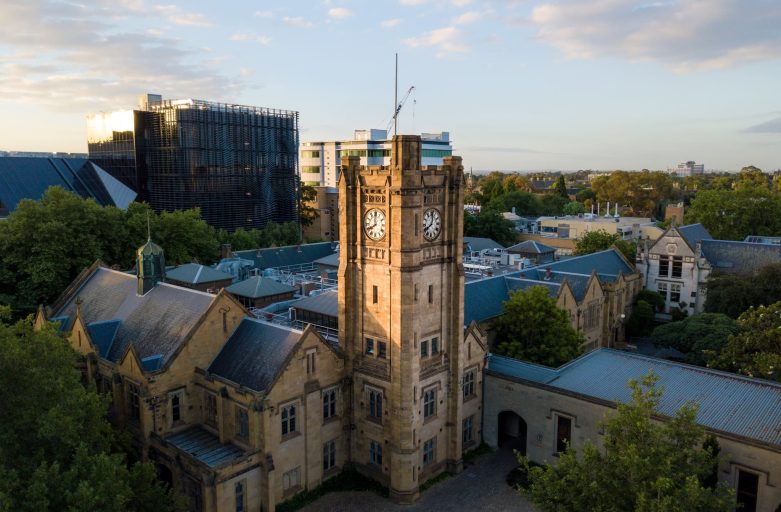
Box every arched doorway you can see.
[498,410,527,455]
[155,463,173,490]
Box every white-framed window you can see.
[323,388,337,420]
[423,388,436,419]
[369,440,383,466]
[423,437,436,465]
[670,283,682,304]
[281,404,297,436]
[323,440,336,471]
[283,467,301,490]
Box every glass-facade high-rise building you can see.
[87,94,299,231]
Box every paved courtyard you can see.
[299,448,536,512]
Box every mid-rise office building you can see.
[87,93,299,231]
[668,161,704,177]
[300,129,452,187]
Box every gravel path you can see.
[299,448,535,512]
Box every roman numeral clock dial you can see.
[364,208,386,241]
[423,208,441,241]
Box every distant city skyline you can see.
[1,0,779,171]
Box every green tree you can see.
[575,188,596,203]
[685,186,781,240]
[626,300,655,337]
[574,229,619,255]
[651,313,740,366]
[486,190,541,217]
[734,165,768,190]
[538,193,569,216]
[0,317,181,512]
[705,263,781,318]
[636,290,666,312]
[562,201,586,216]
[464,209,517,247]
[591,171,675,217]
[553,175,569,198]
[518,373,734,512]
[299,184,319,229]
[494,286,584,367]
[711,302,781,381]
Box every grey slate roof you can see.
[506,240,556,255]
[208,318,302,392]
[233,242,336,270]
[544,248,633,276]
[225,276,298,299]
[488,349,781,448]
[464,273,560,325]
[678,223,713,248]
[165,427,246,468]
[524,269,592,301]
[464,237,505,253]
[166,263,233,285]
[700,239,781,274]
[54,267,215,368]
[290,290,339,318]
[313,252,340,268]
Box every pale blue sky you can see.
[1,0,779,170]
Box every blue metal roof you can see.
[86,319,121,359]
[464,237,505,252]
[544,248,632,276]
[166,263,233,285]
[225,275,298,299]
[464,275,513,325]
[488,349,781,447]
[0,157,136,216]
[165,427,246,468]
[506,240,556,255]
[290,289,339,318]
[233,242,336,270]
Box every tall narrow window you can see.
[170,391,182,423]
[369,389,383,422]
[423,388,436,419]
[323,440,336,471]
[306,349,316,374]
[365,338,375,356]
[372,285,378,304]
[428,285,433,304]
[556,415,572,453]
[462,416,474,445]
[282,404,297,436]
[377,341,387,359]
[671,256,683,278]
[462,370,475,399]
[235,406,249,441]
[659,256,670,277]
[420,340,428,358]
[323,389,336,420]
[369,440,383,465]
[423,437,436,465]
[414,284,419,302]
[430,337,439,355]
[736,469,759,512]
[128,383,141,423]
[670,283,682,304]
[235,481,245,512]
[205,392,217,427]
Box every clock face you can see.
[364,208,386,240]
[423,208,442,241]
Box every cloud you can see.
[152,4,211,26]
[452,0,472,5]
[381,18,402,28]
[0,0,244,111]
[529,0,781,71]
[404,26,468,55]
[230,33,272,45]
[400,0,428,5]
[254,10,272,18]
[743,118,781,134]
[453,11,481,25]
[283,16,314,28]
[328,7,352,19]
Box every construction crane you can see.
[387,85,415,135]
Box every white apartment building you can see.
[668,161,704,177]
[300,129,452,187]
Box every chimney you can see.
[221,244,233,259]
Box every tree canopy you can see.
[685,186,781,240]
[519,373,734,512]
[651,313,739,366]
[705,263,781,318]
[493,286,584,367]
[591,170,675,217]
[574,229,636,263]
[463,209,517,247]
[710,302,781,382]
[0,316,181,512]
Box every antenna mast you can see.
[394,53,398,137]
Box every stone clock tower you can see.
[338,136,484,502]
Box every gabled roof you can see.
[506,240,556,255]
[233,242,336,270]
[523,269,592,301]
[677,223,713,249]
[166,263,233,285]
[53,266,215,368]
[700,239,781,274]
[165,427,246,469]
[464,275,515,326]
[544,248,633,276]
[464,236,505,252]
[225,276,298,299]
[313,252,340,268]
[0,157,136,216]
[290,289,339,318]
[86,319,121,359]
[488,349,781,448]
[208,318,303,393]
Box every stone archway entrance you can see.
[155,463,173,489]
[498,410,527,455]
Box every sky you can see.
[0,0,780,171]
